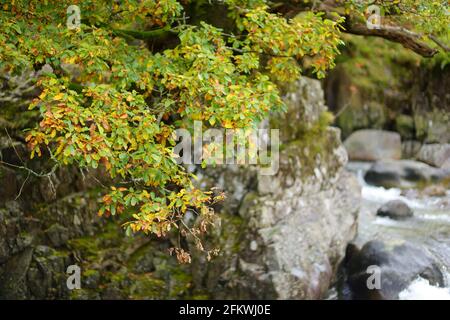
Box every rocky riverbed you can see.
[330,161,450,300]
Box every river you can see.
[334,162,450,300]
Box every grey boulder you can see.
[340,240,445,300]
[417,144,450,168]
[364,160,450,188]
[376,200,413,220]
[344,129,401,161]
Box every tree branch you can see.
[113,26,175,40]
[343,18,438,57]
[428,34,450,53]
[271,0,440,58]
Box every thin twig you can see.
[15,170,30,200]
[5,128,24,165]
[0,160,58,178]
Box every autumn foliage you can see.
[1,0,447,262]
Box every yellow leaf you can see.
[53,93,64,101]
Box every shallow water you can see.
[345,161,450,300]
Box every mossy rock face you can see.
[27,246,71,299]
[281,113,340,179]
[1,134,181,299]
[0,67,49,132]
[128,275,166,299]
[415,110,450,143]
[62,221,196,300]
[82,269,101,289]
[326,34,450,143]
[0,138,197,300]
[185,78,359,300]
[0,103,39,132]
[127,242,156,274]
[337,102,386,139]
[187,76,360,299]
[272,77,330,144]
[0,245,72,299]
[0,74,359,300]
[325,36,418,140]
[395,115,415,139]
[0,248,34,299]
[271,77,339,179]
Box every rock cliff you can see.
[0,77,360,299]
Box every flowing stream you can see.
[345,162,450,300]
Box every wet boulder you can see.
[417,144,450,168]
[344,130,401,161]
[364,160,450,188]
[376,200,413,220]
[341,240,444,300]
